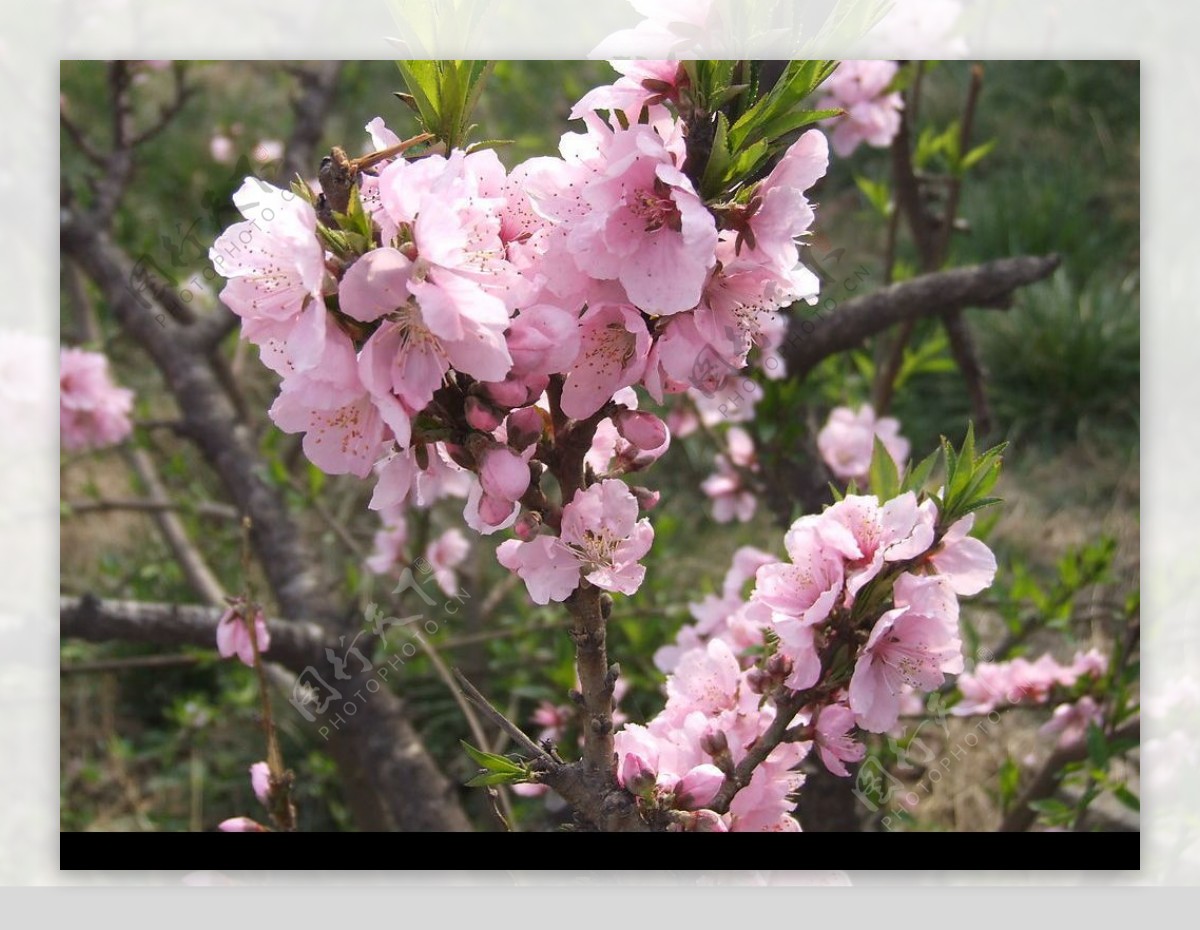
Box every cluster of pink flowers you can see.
[612,488,997,830]
[60,347,135,452]
[816,60,904,158]
[817,403,909,484]
[209,64,831,601]
[954,648,1108,747]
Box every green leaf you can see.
[904,448,942,494]
[727,60,838,151]
[700,112,733,199]
[961,139,997,172]
[998,756,1020,809]
[459,740,524,776]
[465,771,525,788]
[1112,784,1140,811]
[855,174,891,217]
[869,435,901,501]
[1085,722,1110,768]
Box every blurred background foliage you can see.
[60,60,1138,832]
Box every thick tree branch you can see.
[61,596,327,674]
[783,254,1061,379]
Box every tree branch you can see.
[63,497,239,521]
[122,445,228,606]
[999,717,1140,833]
[61,596,326,675]
[783,254,1061,379]
[283,63,342,183]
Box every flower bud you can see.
[465,395,503,432]
[631,486,661,510]
[614,409,668,452]
[483,376,529,409]
[514,511,542,541]
[218,816,268,832]
[766,652,794,680]
[480,445,531,502]
[675,764,724,810]
[619,753,657,799]
[506,406,544,451]
[478,492,517,527]
[700,729,728,757]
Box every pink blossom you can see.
[927,511,997,596]
[368,444,470,514]
[559,478,655,594]
[374,148,529,317]
[754,522,844,689]
[643,311,715,400]
[209,179,327,376]
[60,347,135,451]
[558,120,717,314]
[701,426,758,523]
[496,535,579,605]
[218,816,267,832]
[571,60,686,119]
[694,243,815,374]
[560,303,651,419]
[666,638,743,717]
[252,139,284,164]
[210,133,235,164]
[532,701,571,743]
[250,761,271,806]
[812,703,865,777]
[497,479,654,603]
[816,492,933,600]
[344,246,512,414]
[849,573,963,732]
[477,444,532,522]
[727,758,805,832]
[216,604,270,668]
[613,409,668,452]
[816,60,904,158]
[424,528,470,596]
[505,304,583,379]
[269,329,400,478]
[727,128,828,281]
[953,650,1108,715]
[365,516,408,575]
[590,0,714,58]
[1039,696,1104,748]
[818,404,909,483]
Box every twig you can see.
[131,63,194,146]
[60,109,106,168]
[709,690,808,814]
[123,445,227,606]
[999,717,1139,832]
[452,667,554,764]
[287,474,367,559]
[413,634,516,830]
[63,497,239,521]
[61,653,206,674]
